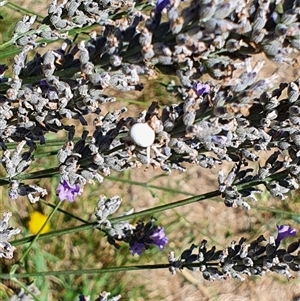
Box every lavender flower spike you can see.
[275,224,296,246]
[129,220,168,255]
[193,82,210,96]
[57,180,81,202]
[150,227,168,249]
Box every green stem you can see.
[9,278,41,301]
[105,175,196,196]
[12,221,96,246]
[10,170,289,246]
[34,149,60,158]
[255,206,300,217]
[0,46,21,60]
[1,263,171,279]
[116,97,150,107]
[7,1,44,20]
[10,201,62,275]
[0,260,221,279]
[0,24,50,51]
[4,138,80,150]
[15,166,59,181]
[41,200,89,224]
[11,191,221,246]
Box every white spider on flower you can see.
[128,102,169,165]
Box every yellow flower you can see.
[28,211,50,235]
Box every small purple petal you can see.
[156,0,170,14]
[9,190,18,200]
[275,224,296,246]
[211,135,228,146]
[39,80,48,87]
[150,227,168,249]
[47,90,59,100]
[57,180,81,202]
[198,65,205,74]
[193,82,210,96]
[130,242,145,255]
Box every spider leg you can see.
[151,145,168,160]
[146,145,151,165]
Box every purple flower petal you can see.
[150,227,168,249]
[211,135,228,146]
[57,180,81,202]
[9,190,18,200]
[39,80,48,87]
[156,0,170,14]
[130,242,145,255]
[275,224,296,246]
[193,82,210,96]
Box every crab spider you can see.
[129,122,167,165]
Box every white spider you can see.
[129,122,167,165]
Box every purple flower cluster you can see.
[275,224,296,246]
[193,82,210,96]
[149,227,168,249]
[129,220,168,255]
[57,180,81,202]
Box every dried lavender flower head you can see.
[168,224,299,281]
[95,195,122,223]
[0,211,20,259]
[79,291,121,301]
